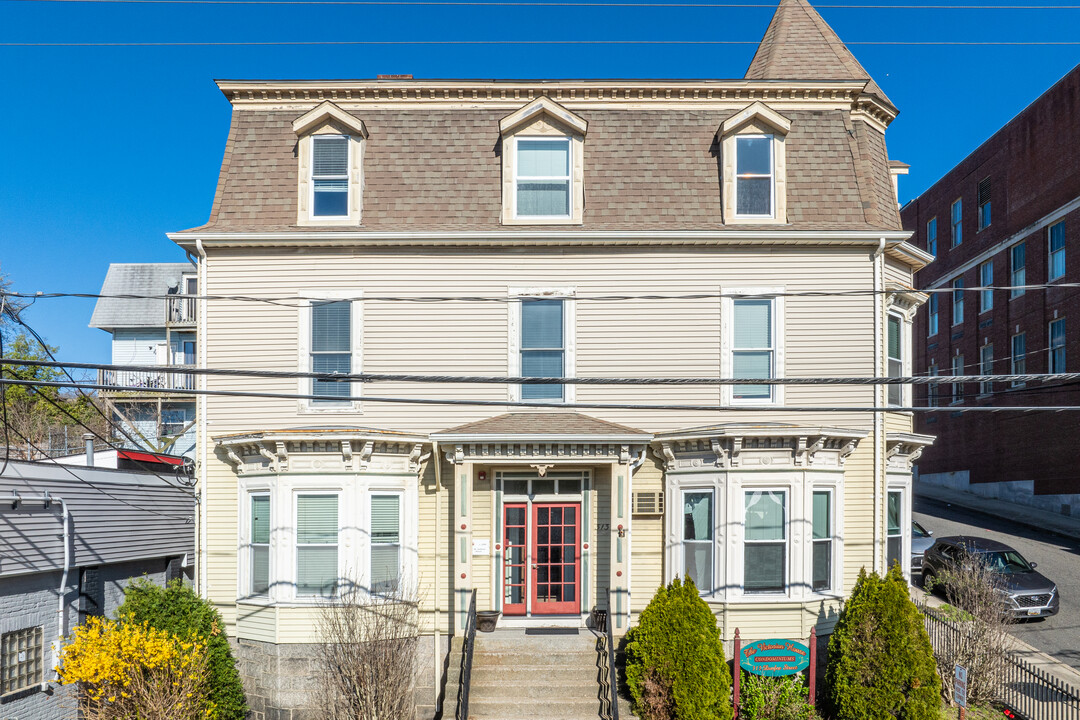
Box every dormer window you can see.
[719,102,790,225]
[515,137,572,218]
[499,97,587,226]
[292,101,367,226]
[735,135,774,217]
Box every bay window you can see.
[296,494,339,596]
[886,490,903,570]
[682,491,714,593]
[744,490,786,594]
[812,491,832,592]
[250,494,270,596]
[371,494,402,594]
[887,313,903,407]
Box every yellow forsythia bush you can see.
[57,616,218,720]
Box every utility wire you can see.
[8,0,1080,7]
[6,39,1080,46]
[3,375,1079,413]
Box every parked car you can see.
[911,520,934,571]
[921,536,1059,618]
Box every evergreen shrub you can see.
[117,578,247,720]
[824,565,941,720]
[739,673,818,720]
[624,576,733,720]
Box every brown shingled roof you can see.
[433,413,651,438]
[744,0,893,107]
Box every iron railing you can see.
[922,603,1080,719]
[597,592,621,720]
[456,590,477,720]
[98,368,196,392]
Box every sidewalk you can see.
[914,481,1080,543]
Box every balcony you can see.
[166,296,197,326]
[98,367,196,397]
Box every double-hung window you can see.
[250,494,270,596]
[979,344,994,395]
[371,494,402,594]
[1011,333,1027,387]
[682,491,714,593]
[886,491,903,570]
[515,138,571,218]
[1050,318,1066,374]
[732,298,775,402]
[928,361,939,407]
[1011,243,1026,298]
[1049,222,1066,281]
[744,490,786,594]
[977,178,991,231]
[951,199,963,247]
[735,135,774,217]
[520,299,565,401]
[927,217,938,256]
[812,491,832,592]
[311,135,349,217]
[979,260,993,313]
[951,354,965,404]
[887,313,903,407]
[296,494,339,596]
[928,294,939,337]
[952,278,964,326]
[311,301,351,403]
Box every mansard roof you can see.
[744,0,893,108]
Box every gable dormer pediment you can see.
[499,96,587,138]
[720,102,791,138]
[292,100,368,138]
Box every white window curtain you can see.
[251,495,270,596]
[682,491,713,593]
[521,299,564,400]
[516,139,570,217]
[371,494,402,594]
[733,298,773,400]
[311,301,351,402]
[744,490,786,593]
[297,495,339,596]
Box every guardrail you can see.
[166,296,197,325]
[456,590,477,720]
[597,592,621,720]
[98,368,196,392]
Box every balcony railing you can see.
[166,296,197,325]
[98,367,196,393]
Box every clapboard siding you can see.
[0,461,195,577]
[111,329,167,365]
[630,456,665,613]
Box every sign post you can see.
[953,665,968,719]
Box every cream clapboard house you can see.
[167,0,933,716]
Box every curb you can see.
[914,482,1080,544]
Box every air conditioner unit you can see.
[632,491,665,516]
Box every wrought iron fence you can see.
[456,590,477,720]
[597,596,621,720]
[922,602,1080,719]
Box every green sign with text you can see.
[739,638,811,677]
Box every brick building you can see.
[901,63,1080,514]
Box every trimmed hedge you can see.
[625,576,733,720]
[117,579,247,720]
[824,565,940,720]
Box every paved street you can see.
[913,496,1080,671]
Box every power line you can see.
[5,39,1080,46]
[8,0,1080,8]
[3,375,1079,413]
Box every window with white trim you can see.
[1011,243,1026,298]
[682,490,714,593]
[952,278,964,326]
[515,137,571,219]
[927,217,938,256]
[1050,221,1066,281]
[951,199,963,247]
[951,354,965,404]
[886,490,903,570]
[250,494,270,596]
[977,178,991,231]
[520,299,565,401]
[296,494,339,596]
[811,490,832,592]
[311,301,352,403]
[732,298,775,402]
[311,135,349,217]
[928,294,939,337]
[1012,333,1027,388]
[887,313,903,407]
[979,260,993,313]
[1050,318,1066,374]
[979,343,994,395]
[370,494,402,594]
[744,490,786,593]
[735,135,774,217]
[1,627,43,697]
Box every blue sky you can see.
[1,0,1077,365]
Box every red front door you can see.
[531,503,580,615]
[502,504,528,616]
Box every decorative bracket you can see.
[358,441,374,471]
[257,445,278,472]
[223,445,245,474]
[730,437,744,467]
[659,442,677,471]
[710,438,728,467]
[342,440,353,463]
[409,443,431,473]
[530,464,554,477]
[445,444,465,465]
[839,439,859,466]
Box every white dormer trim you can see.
[292,100,369,138]
[499,96,588,137]
[720,101,792,136]
[294,102,366,227]
[719,102,790,226]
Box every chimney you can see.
[83,433,95,467]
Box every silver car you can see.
[911,520,934,571]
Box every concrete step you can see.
[474,630,596,653]
[467,698,601,720]
[471,664,599,686]
[468,678,600,699]
[471,650,599,667]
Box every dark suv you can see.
[921,536,1059,619]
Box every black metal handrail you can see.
[597,590,621,720]
[457,590,477,720]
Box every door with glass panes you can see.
[502,502,581,615]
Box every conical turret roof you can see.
[745,0,892,107]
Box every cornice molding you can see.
[442,441,649,465]
[655,425,867,472]
[217,428,429,475]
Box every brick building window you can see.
[979,260,993,313]
[951,354,965,404]
[1,626,44,696]
[1049,221,1066,281]
[1011,333,1026,387]
[977,178,991,231]
[1011,243,1026,298]
[952,278,964,326]
[928,361,939,407]
[928,294,939,336]
[927,217,938,256]
[951,199,963,247]
[1050,318,1066,374]
[979,343,993,395]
